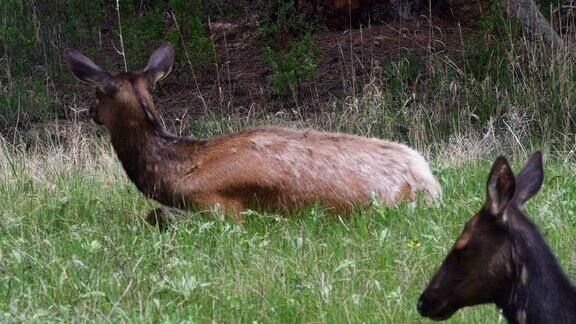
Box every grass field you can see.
[1,134,575,323]
[3,0,576,322]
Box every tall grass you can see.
[176,36,575,158]
[0,0,105,129]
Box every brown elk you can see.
[64,43,441,226]
[418,152,576,323]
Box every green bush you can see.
[257,1,320,98]
[258,0,311,45]
[121,11,166,69]
[118,0,216,75]
[265,34,320,98]
[168,0,215,75]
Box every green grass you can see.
[3,1,575,321]
[1,137,575,323]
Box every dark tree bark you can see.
[390,0,424,20]
[506,0,562,45]
[445,0,561,45]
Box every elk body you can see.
[418,152,576,323]
[64,43,441,224]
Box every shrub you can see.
[265,34,320,98]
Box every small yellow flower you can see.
[408,239,421,249]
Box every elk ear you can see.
[64,49,117,95]
[144,43,174,87]
[486,156,516,216]
[512,151,544,208]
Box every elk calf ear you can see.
[486,156,516,216]
[144,43,174,87]
[512,151,544,208]
[64,49,117,95]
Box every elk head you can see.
[417,152,544,320]
[64,43,174,131]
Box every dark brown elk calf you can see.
[64,43,441,225]
[418,152,576,323]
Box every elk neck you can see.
[106,81,203,205]
[497,221,576,323]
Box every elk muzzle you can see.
[417,291,457,320]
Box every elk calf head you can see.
[64,44,174,130]
[418,152,544,320]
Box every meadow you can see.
[1,128,575,323]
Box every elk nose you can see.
[417,298,424,314]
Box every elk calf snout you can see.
[416,295,436,317]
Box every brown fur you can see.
[65,44,442,225]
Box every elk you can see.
[418,152,576,323]
[64,43,441,226]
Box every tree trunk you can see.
[506,0,562,45]
[390,0,424,20]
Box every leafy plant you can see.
[265,33,320,98]
[258,0,310,45]
[121,11,165,69]
[111,0,216,77]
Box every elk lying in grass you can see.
[418,152,576,323]
[64,43,441,226]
